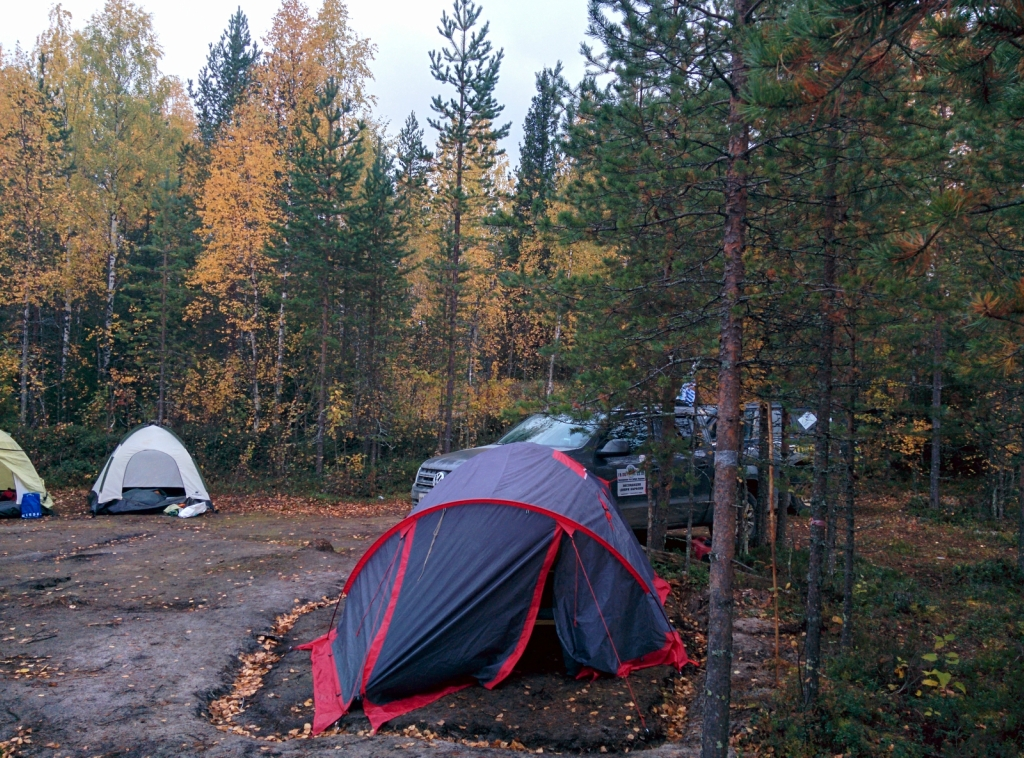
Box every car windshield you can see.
[497,414,598,449]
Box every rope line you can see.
[350,533,403,639]
[569,534,647,732]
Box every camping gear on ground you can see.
[88,424,213,515]
[20,492,42,519]
[177,502,208,519]
[163,503,182,516]
[300,442,690,734]
[691,537,712,561]
[0,429,53,519]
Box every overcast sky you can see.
[0,0,591,165]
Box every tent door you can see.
[123,450,185,490]
[13,473,27,505]
[516,560,564,674]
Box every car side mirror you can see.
[596,439,630,457]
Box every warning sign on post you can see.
[616,464,647,498]
[797,411,817,430]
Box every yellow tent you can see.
[0,430,53,517]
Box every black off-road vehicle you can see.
[410,410,722,533]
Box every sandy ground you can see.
[0,497,782,757]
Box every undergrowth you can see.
[746,539,1024,756]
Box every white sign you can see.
[797,411,817,430]
[616,464,647,498]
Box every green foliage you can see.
[753,534,1024,757]
[188,8,260,145]
[15,425,120,487]
[952,558,1024,588]
[652,551,710,590]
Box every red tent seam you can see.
[360,523,417,695]
[364,681,472,733]
[483,524,563,689]
[551,449,588,478]
[344,499,652,595]
[575,630,693,680]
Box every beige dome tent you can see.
[0,430,53,518]
[89,424,212,515]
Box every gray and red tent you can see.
[300,442,691,733]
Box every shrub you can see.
[14,424,119,487]
[952,558,1024,587]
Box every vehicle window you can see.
[606,416,652,449]
[496,415,598,449]
[675,412,696,439]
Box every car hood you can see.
[420,445,498,471]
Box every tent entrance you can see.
[514,563,565,675]
[123,450,184,489]
[516,624,564,674]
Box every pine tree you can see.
[283,78,364,475]
[189,8,260,145]
[124,173,197,425]
[428,0,510,453]
[396,112,432,195]
[514,64,569,236]
[349,138,413,488]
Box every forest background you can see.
[3,0,1024,754]
[4,0,1024,528]
[6,0,1023,508]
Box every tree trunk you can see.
[441,102,466,454]
[315,297,329,476]
[930,319,942,509]
[34,305,47,426]
[274,266,288,429]
[59,293,71,424]
[803,133,839,706]
[701,4,748,751]
[249,329,261,435]
[102,214,119,379]
[647,382,676,552]
[686,395,699,575]
[765,401,781,685]
[841,335,857,650]
[467,316,477,386]
[1017,460,1024,572]
[364,276,381,496]
[778,408,788,545]
[249,268,261,436]
[545,314,562,402]
[20,292,30,426]
[158,244,168,425]
[754,402,770,547]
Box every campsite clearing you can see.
[0,492,783,757]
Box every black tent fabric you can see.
[300,442,691,733]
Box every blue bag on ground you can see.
[20,493,42,519]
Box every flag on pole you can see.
[677,382,696,406]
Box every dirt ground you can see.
[0,493,784,757]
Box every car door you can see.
[576,417,650,530]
